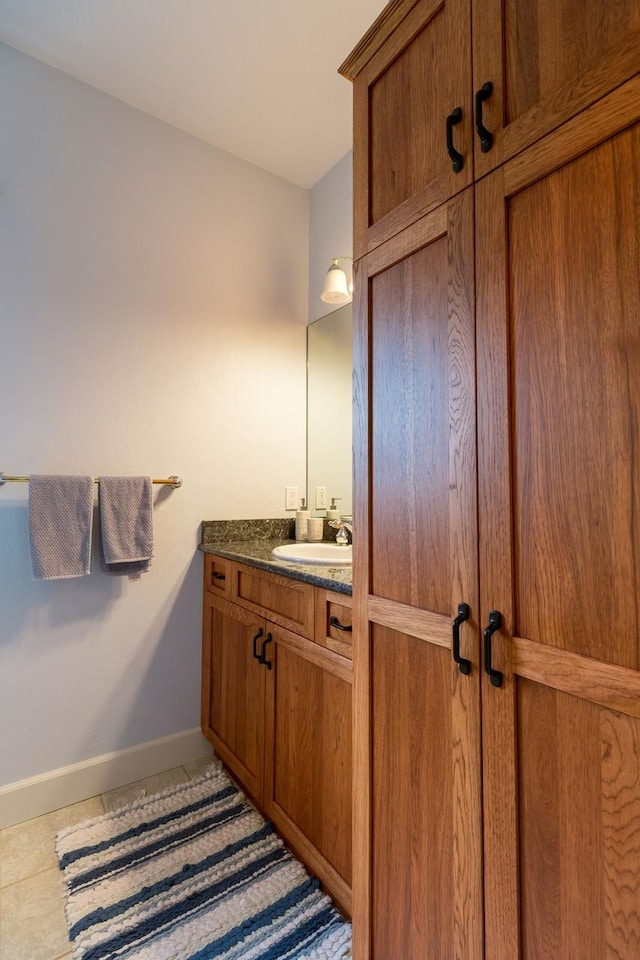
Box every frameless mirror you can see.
[307,303,352,518]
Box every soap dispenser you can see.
[295,498,310,541]
[326,497,342,521]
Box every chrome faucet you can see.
[329,517,352,546]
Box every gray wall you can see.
[308,151,353,323]
[0,44,308,788]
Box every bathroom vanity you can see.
[200,539,353,916]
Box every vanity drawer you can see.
[230,562,315,640]
[315,590,353,660]
[203,554,231,597]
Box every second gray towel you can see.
[99,476,153,574]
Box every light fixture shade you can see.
[321,263,351,304]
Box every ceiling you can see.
[0,0,387,188]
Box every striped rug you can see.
[56,762,352,960]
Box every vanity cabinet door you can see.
[201,593,266,806]
[263,625,353,917]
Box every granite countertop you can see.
[199,519,352,595]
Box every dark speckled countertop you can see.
[199,519,352,595]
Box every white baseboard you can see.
[0,728,212,828]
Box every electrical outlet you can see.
[285,486,298,510]
[315,486,328,510]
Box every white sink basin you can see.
[272,543,352,565]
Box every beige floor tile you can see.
[101,765,190,813]
[0,796,104,888]
[182,752,217,779]
[0,867,70,960]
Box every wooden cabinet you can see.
[201,554,353,916]
[264,625,353,915]
[472,0,640,180]
[352,182,483,960]
[344,2,640,958]
[202,592,265,803]
[343,0,640,257]
[477,105,640,960]
[348,0,473,255]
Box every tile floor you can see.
[0,754,216,960]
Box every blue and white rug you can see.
[56,762,352,960]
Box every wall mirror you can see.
[307,303,352,518]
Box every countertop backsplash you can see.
[201,518,295,543]
[199,519,351,594]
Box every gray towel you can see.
[99,476,153,575]
[28,475,94,580]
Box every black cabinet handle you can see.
[446,107,464,173]
[452,602,471,675]
[252,628,264,661]
[475,81,494,153]
[261,633,273,670]
[483,609,503,687]
[212,571,226,582]
[330,615,353,633]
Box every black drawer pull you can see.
[475,81,494,152]
[252,628,264,661]
[452,602,471,675]
[446,107,464,173]
[330,615,353,633]
[261,633,273,670]
[483,609,503,687]
[212,571,226,581]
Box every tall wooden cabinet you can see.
[342,1,640,957]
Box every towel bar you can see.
[0,473,182,488]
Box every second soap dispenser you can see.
[326,497,342,522]
[295,498,310,541]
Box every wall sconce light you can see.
[321,257,353,305]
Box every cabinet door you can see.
[201,593,266,805]
[263,626,353,917]
[349,0,472,258]
[352,188,483,959]
[472,0,640,178]
[477,100,640,959]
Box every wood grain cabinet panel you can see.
[516,680,640,958]
[473,0,640,177]
[370,624,474,959]
[477,112,640,960]
[352,187,482,958]
[346,0,473,256]
[201,592,265,806]
[264,630,353,916]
